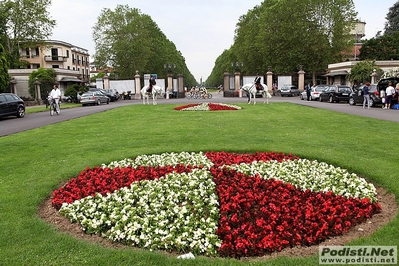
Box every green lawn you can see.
[25,102,81,114]
[1,102,398,265]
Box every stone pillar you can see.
[34,78,41,103]
[298,66,305,92]
[167,73,173,99]
[223,72,229,97]
[371,69,378,84]
[178,74,184,98]
[10,77,17,94]
[103,75,110,90]
[266,68,273,92]
[235,71,241,97]
[134,71,141,100]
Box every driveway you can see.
[1,94,398,137]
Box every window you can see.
[66,50,69,58]
[51,48,58,61]
[25,48,30,56]
[4,94,14,101]
[35,47,39,56]
[52,65,59,68]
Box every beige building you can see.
[325,60,399,86]
[9,40,90,97]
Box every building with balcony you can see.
[9,40,90,97]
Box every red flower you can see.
[52,151,381,258]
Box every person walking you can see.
[50,84,61,114]
[383,82,395,109]
[305,83,312,102]
[362,82,371,109]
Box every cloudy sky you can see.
[49,0,395,82]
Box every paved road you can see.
[1,93,398,137]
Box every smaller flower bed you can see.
[174,102,241,111]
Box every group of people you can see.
[362,81,399,109]
[381,82,399,110]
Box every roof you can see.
[324,71,349,77]
[60,77,82,83]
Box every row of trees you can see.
[205,0,399,86]
[0,2,198,93]
[92,5,197,86]
[206,0,357,86]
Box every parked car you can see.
[349,84,383,107]
[280,85,300,97]
[300,84,328,101]
[0,93,25,118]
[319,85,352,103]
[80,91,110,106]
[62,95,73,103]
[101,89,120,102]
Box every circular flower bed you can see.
[174,102,241,111]
[51,151,381,258]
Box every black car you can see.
[101,89,120,102]
[349,84,383,107]
[0,93,26,118]
[319,85,352,103]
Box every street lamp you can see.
[231,62,244,72]
[164,63,176,74]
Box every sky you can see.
[49,0,395,82]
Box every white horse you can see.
[240,83,272,104]
[140,85,165,105]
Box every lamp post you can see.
[231,62,243,96]
[164,63,176,99]
[164,63,176,74]
[231,62,244,72]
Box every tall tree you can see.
[0,43,10,92]
[384,0,399,35]
[359,32,399,60]
[92,5,196,85]
[209,0,357,83]
[0,0,56,68]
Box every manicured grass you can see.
[1,102,398,265]
[25,103,81,114]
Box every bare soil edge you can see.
[37,187,397,261]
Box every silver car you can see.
[280,85,300,97]
[300,85,329,101]
[80,91,110,106]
